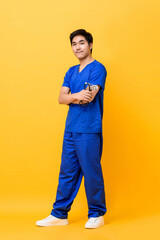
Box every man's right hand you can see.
[76,89,92,102]
[58,87,93,105]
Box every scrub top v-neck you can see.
[78,60,96,74]
[61,59,107,133]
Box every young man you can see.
[36,29,107,229]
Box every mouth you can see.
[76,51,83,53]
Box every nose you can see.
[76,44,81,50]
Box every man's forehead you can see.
[72,35,86,43]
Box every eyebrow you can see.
[72,40,85,44]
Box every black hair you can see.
[69,29,93,54]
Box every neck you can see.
[79,56,94,66]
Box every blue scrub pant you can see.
[50,131,107,219]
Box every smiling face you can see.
[71,35,93,60]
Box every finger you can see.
[84,96,92,101]
[84,92,92,96]
[85,90,92,94]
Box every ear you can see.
[89,42,93,50]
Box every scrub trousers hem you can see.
[50,211,68,219]
[50,210,107,219]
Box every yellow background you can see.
[0,0,160,239]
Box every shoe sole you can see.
[85,222,104,229]
[85,218,104,229]
[36,220,69,227]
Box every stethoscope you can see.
[79,82,98,106]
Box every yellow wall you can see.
[0,0,160,220]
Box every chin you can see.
[77,55,87,60]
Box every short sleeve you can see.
[89,64,107,90]
[62,68,70,88]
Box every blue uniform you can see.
[51,59,107,219]
[62,59,107,133]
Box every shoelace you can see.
[44,215,54,220]
[88,217,98,223]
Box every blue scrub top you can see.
[61,59,107,133]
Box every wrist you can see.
[71,93,79,102]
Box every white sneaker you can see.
[85,216,104,229]
[36,214,69,227]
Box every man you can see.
[36,29,107,229]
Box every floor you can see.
[0,201,160,240]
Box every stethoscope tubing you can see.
[79,82,92,107]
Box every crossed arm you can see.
[58,85,100,105]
